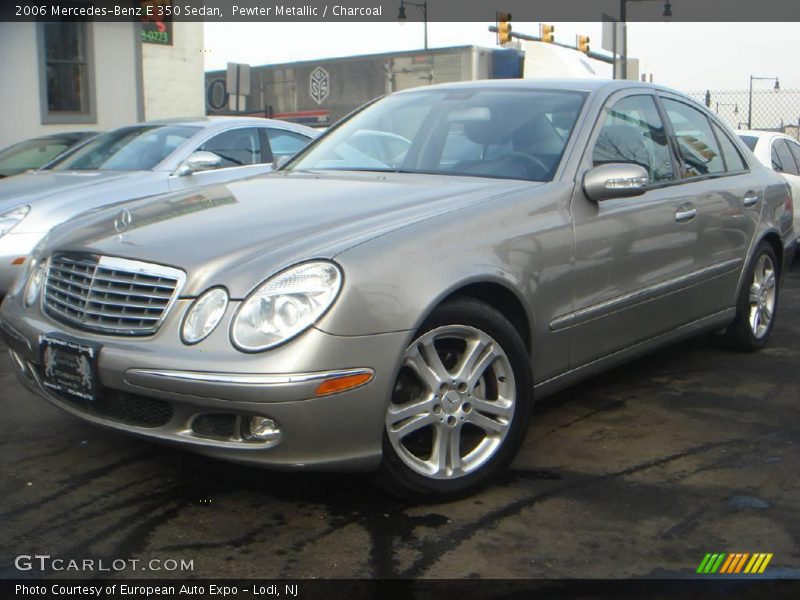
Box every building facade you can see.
[0,20,204,147]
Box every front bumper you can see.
[0,294,410,471]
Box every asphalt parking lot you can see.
[1,263,799,580]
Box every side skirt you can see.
[533,308,736,400]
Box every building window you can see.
[38,23,95,123]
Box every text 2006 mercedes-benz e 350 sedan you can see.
[1,80,795,501]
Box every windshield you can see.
[49,125,199,171]
[0,136,85,176]
[287,88,586,181]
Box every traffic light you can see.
[540,23,555,43]
[577,35,590,54]
[497,12,512,45]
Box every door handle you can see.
[743,193,759,207]
[675,205,697,223]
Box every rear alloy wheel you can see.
[723,241,780,352]
[376,298,532,502]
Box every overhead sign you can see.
[601,16,623,54]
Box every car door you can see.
[657,93,760,318]
[167,126,275,192]
[569,90,700,367]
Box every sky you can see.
[203,21,799,93]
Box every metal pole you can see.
[423,1,428,50]
[612,20,618,79]
[620,0,628,80]
[747,76,753,129]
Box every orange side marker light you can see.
[315,372,373,396]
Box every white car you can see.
[738,130,800,243]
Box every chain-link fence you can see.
[686,89,800,140]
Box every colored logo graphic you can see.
[697,553,773,574]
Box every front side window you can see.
[771,145,783,171]
[661,98,725,176]
[41,23,92,118]
[199,128,263,168]
[592,94,674,182]
[49,125,199,171]
[787,140,800,173]
[287,89,586,182]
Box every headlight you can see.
[24,262,46,307]
[181,287,229,344]
[231,261,342,352]
[0,205,31,237]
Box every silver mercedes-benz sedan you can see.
[1,80,794,501]
[0,117,317,293]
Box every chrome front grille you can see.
[43,254,185,336]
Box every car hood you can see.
[47,170,541,297]
[0,170,164,224]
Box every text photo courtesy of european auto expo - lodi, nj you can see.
[1,1,800,599]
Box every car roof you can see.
[107,116,318,136]
[28,131,98,141]
[391,78,687,97]
[736,129,796,141]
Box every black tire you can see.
[722,241,780,352]
[375,297,533,503]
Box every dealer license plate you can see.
[39,335,100,402]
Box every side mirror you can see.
[175,151,224,176]
[273,155,291,171]
[583,163,650,202]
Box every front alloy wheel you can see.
[376,298,532,502]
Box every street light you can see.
[619,1,673,80]
[398,0,428,50]
[747,75,780,130]
[716,102,739,115]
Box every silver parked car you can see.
[0,117,317,292]
[1,80,794,501]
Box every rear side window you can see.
[592,95,674,182]
[738,135,758,151]
[266,129,310,159]
[711,122,747,172]
[661,98,725,176]
[773,139,799,176]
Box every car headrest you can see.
[464,120,512,146]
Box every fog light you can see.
[243,416,281,442]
